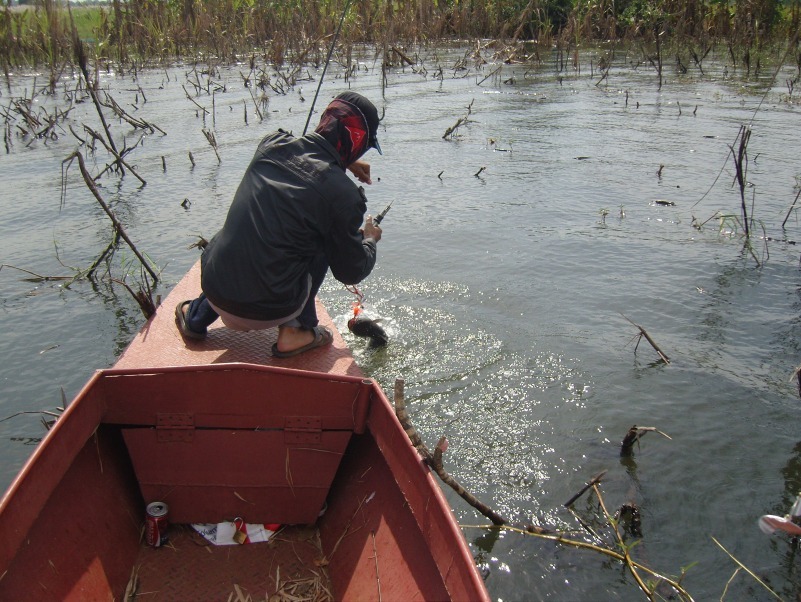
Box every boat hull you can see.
[0,263,490,601]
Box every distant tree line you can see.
[1,0,798,68]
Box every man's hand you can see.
[362,215,382,243]
[348,160,372,184]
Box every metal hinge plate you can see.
[156,412,194,442]
[285,416,322,444]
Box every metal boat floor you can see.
[132,523,332,600]
[115,260,362,377]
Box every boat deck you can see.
[115,260,362,377]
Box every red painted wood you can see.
[365,387,491,601]
[122,428,351,523]
[0,426,142,601]
[0,373,106,572]
[100,367,370,431]
[320,432,451,601]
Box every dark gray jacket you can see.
[200,130,377,320]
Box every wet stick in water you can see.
[442,99,474,140]
[620,425,672,457]
[62,150,159,284]
[621,313,670,364]
[72,35,120,162]
[392,378,508,526]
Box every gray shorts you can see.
[207,275,310,332]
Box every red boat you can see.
[0,262,490,601]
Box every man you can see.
[175,91,383,357]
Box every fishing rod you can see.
[302,0,354,136]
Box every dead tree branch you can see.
[621,313,670,364]
[393,378,508,525]
[62,151,159,283]
[443,99,475,140]
[564,470,608,507]
[73,34,119,159]
[82,125,146,185]
[620,425,672,457]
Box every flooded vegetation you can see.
[3,0,801,600]
[2,0,800,71]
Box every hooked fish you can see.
[347,306,388,347]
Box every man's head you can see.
[315,92,381,166]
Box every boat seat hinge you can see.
[156,412,195,442]
[285,416,322,444]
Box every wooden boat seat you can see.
[100,365,373,525]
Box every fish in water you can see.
[347,306,388,347]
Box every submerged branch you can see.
[62,151,159,283]
[0,264,71,282]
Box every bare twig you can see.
[443,99,475,140]
[73,35,118,158]
[621,313,670,364]
[711,537,782,600]
[620,425,672,457]
[393,378,508,525]
[0,264,71,282]
[62,151,159,283]
[82,125,146,185]
[730,125,752,239]
[781,186,801,229]
[564,470,608,507]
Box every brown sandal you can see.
[175,300,207,340]
[271,326,333,358]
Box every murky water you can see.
[2,47,801,600]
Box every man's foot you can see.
[272,326,333,358]
[175,300,207,340]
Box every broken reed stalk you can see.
[111,272,157,319]
[203,128,221,163]
[183,85,210,116]
[392,378,508,526]
[591,483,652,598]
[62,151,159,284]
[620,425,673,457]
[621,313,670,364]
[442,99,474,140]
[463,519,692,598]
[73,34,119,160]
[0,264,71,282]
[730,125,752,239]
[711,537,782,600]
[370,531,382,602]
[781,186,801,229]
[81,125,146,185]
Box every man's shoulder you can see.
[258,128,294,149]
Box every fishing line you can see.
[302,0,354,136]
